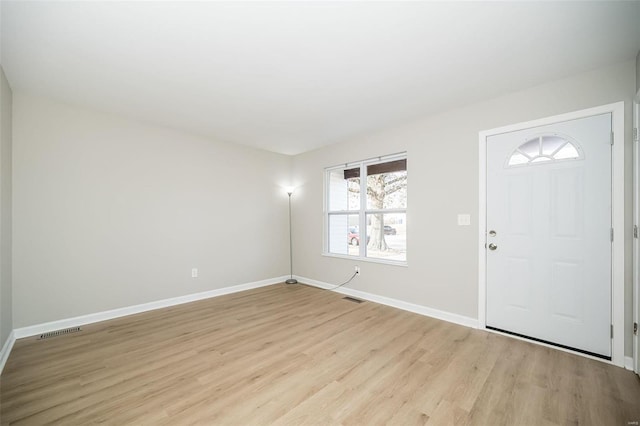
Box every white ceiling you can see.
[2,1,639,155]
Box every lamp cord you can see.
[286,190,356,290]
[323,271,358,290]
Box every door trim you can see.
[633,92,639,374]
[478,102,625,367]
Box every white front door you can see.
[486,113,612,358]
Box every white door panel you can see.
[486,113,612,358]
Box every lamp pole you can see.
[286,190,297,284]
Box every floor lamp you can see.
[285,187,298,284]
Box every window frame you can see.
[323,152,407,266]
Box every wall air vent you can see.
[38,327,82,340]
[342,296,364,304]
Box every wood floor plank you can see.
[1,283,639,425]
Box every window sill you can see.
[321,252,408,267]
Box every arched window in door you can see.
[507,134,583,167]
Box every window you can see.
[507,134,583,167]
[325,154,407,264]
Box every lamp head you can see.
[285,186,294,196]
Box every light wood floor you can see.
[1,283,639,425]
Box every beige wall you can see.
[12,94,291,328]
[0,66,13,348]
[291,60,637,356]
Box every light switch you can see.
[457,214,471,226]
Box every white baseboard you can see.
[296,275,478,329]
[624,356,634,371]
[13,276,288,340]
[0,330,16,375]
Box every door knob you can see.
[488,243,497,251]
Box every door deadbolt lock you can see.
[489,230,497,237]
[488,243,497,251]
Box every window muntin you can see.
[507,135,583,167]
[325,154,407,264]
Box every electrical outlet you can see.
[355,266,360,275]
[191,268,198,278]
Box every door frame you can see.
[633,92,639,374]
[478,102,625,367]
